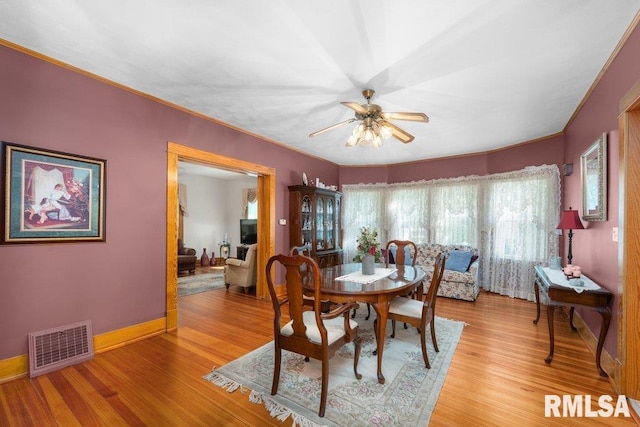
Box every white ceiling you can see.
[1,1,639,165]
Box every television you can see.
[240,219,258,245]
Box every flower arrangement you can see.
[353,226,383,262]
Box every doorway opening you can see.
[166,142,275,331]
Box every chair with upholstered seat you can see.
[289,244,311,257]
[289,244,332,312]
[224,243,258,294]
[385,240,418,268]
[177,239,197,275]
[266,253,363,417]
[386,252,447,368]
[387,240,421,300]
[355,240,418,320]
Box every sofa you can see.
[177,239,197,275]
[413,243,480,301]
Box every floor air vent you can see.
[28,320,94,378]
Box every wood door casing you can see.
[618,80,640,399]
[166,142,276,331]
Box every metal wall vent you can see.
[28,320,94,378]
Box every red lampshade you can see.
[556,207,585,230]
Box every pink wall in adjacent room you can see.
[0,45,338,359]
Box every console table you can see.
[533,266,612,377]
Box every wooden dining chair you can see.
[266,253,363,417]
[289,244,312,257]
[385,240,418,268]
[289,244,332,312]
[355,240,419,320]
[386,252,447,368]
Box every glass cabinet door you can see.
[301,195,312,246]
[315,197,324,250]
[326,198,334,249]
[334,197,341,249]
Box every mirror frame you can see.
[580,133,607,221]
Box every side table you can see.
[533,265,612,377]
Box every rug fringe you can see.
[202,370,245,393]
[250,390,324,427]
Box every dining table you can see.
[302,262,425,384]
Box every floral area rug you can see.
[204,310,465,426]
[178,271,225,297]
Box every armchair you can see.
[224,243,258,294]
[177,239,197,275]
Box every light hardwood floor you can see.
[1,277,636,426]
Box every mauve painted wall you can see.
[561,21,640,357]
[0,45,338,359]
[339,134,564,185]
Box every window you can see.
[243,187,258,219]
[342,165,560,300]
[342,185,386,262]
[386,186,429,243]
[428,182,478,246]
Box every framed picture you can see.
[2,142,106,243]
[580,133,607,221]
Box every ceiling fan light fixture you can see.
[364,128,375,142]
[346,135,358,147]
[379,123,393,139]
[313,88,426,148]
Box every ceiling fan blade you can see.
[309,118,356,138]
[380,120,415,144]
[382,112,429,122]
[341,101,369,115]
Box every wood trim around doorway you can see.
[166,142,276,331]
[617,82,640,400]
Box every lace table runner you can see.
[541,267,600,293]
[335,268,397,284]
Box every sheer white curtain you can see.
[428,179,479,246]
[480,166,560,300]
[341,184,386,262]
[342,164,560,300]
[385,185,429,243]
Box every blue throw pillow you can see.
[445,250,473,272]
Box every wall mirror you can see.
[581,133,607,221]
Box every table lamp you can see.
[556,206,584,265]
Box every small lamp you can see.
[556,206,584,265]
[219,233,231,260]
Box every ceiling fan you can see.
[309,89,428,147]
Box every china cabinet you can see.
[288,185,342,268]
